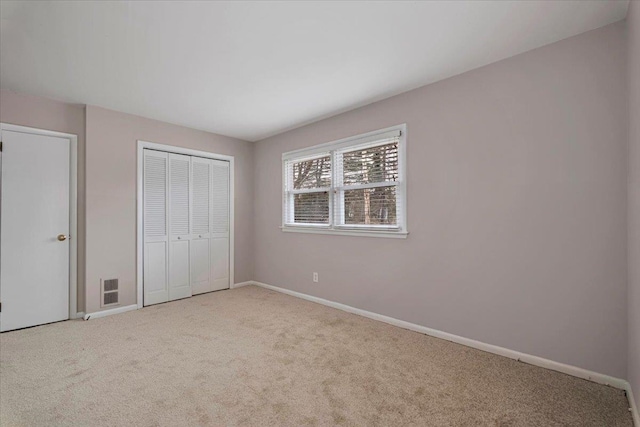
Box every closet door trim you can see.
[137,141,234,309]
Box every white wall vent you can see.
[102,279,119,307]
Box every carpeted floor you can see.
[0,285,633,426]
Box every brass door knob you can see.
[57,234,68,241]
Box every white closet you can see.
[143,149,230,307]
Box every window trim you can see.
[281,124,408,238]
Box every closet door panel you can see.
[190,238,210,295]
[144,151,231,303]
[144,242,168,304]
[169,240,191,300]
[191,157,212,294]
[143,150,169,306]
[211,237,229,291]
[191,158,211,237]
[169,153,191,301]
[210,159,230,291]
[211,160,229,235]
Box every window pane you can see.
[294,192,330,224]
[343,186,397,225]
[293,156,331,189]
[342,142,398,186]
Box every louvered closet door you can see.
[211,159,230,291]
[168,153,192,301]
[143,150,169,306]
[190,157,212,295]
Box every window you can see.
[282,125,407,238]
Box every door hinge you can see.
[0,302,2,312]
[0,141,3,152]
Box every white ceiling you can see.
[0,1,630,141]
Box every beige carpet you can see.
[0,285,633,426]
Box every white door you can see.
[143,150,169,306]
[210,160,230,291]
[142,149,230,306]
[190,157,211,295]
[168,153,191,301]
[0,130,70,332]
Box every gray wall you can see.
[628,0,640,411]
[253,22,629,378]
[0,90,87,313]
[84,106,254,314]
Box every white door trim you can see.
[136,140,235,309]
[0,123,79,320]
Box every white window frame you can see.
[283,152,333,228]
[282,124,407,239]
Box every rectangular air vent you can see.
[102,279,119,307]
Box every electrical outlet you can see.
[313,272,319,283]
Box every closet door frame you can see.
[136,140,234,309]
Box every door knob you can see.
[57,234,68,241]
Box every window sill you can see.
[280,226,408,239]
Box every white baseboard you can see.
[231,281,254,289]
[74,312,85,319]
[245,280,638,422]
[627,385,640,426]
[83,304,138,321]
